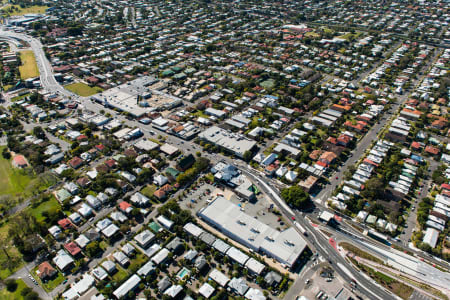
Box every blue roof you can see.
[411,154,423,162]
[265,95,279,100]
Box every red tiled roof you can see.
[425,145,439,155]
[104,159,116,168]
[441,183,450,191]
[154,189,166,199]
[411,141,421,150]
[76,135,88,141]
[363,158,379,167]
[319,151,337,165]
[315,161,327,168]
[326,137,337,145]
[64,242,81,256]
[119,201,132,211]
[57,218,72,230]
[37,261,56,279]
[68,157,83,169]
[13,155,27,166]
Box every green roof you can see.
[174,72,187,79]
[162,70,175,77]
[149,221,161,233]
[172,66,183,72]
[165,167,180,178]
[56,189,71,201]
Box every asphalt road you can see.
[2,29,446,300]
[244,168,396,300]
[314,100,401,205]
[0,29,394,300]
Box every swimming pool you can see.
[177,267,191,280]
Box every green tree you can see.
[2,147,11,159]
[361,177,384,200]
[85,241,101,258]
[5,279,17,292]
[281,186,310,208]
[243,150,253,162]
[24,291,39,300]
[32,126,46,140]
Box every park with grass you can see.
[0,146,34,197]
[0,146,58,202]
[65,82,103,96]
[0,146,62,280]
[18,51,39,80]
[1,4,48,16]
[0,279,29,300]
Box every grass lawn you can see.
[338,31,363,41]
[112,265,129,283]
[340,242,383,264]
[31,265,65,292]
[26,195,61,222]
[65,83,103,96]
[11,93,30,102]
[128,252,147,271]
[260,79,275,89]
[99,240,109,251]
[3,84,13,91]
[350,258,414,300]
[192,110,209,119]
[0,146,34,196]
[140,184,157,198]
[204,173,214,183]
[322,27,334,34]
[0,279,27,299]
[18,51,39,79]
[317,128,327,139]
[305,31,321,38]
[0,224,24,280]
[2,5,48,16]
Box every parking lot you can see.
[300,266,346,300]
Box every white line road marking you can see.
[338,262,384,300]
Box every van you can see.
[316,291,324,299]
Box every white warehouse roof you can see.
[198,196,307,268]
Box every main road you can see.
[0,29,76,98]
[0,29,400,300]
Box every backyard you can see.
[31,265,65,292]
[26,195,61,223]
[65,82,103,96]
[18,51,39,80]
[140,184,157,199]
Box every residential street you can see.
[0,3,449,299]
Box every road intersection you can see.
[1,29,449,300]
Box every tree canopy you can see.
[281,186,310,208]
